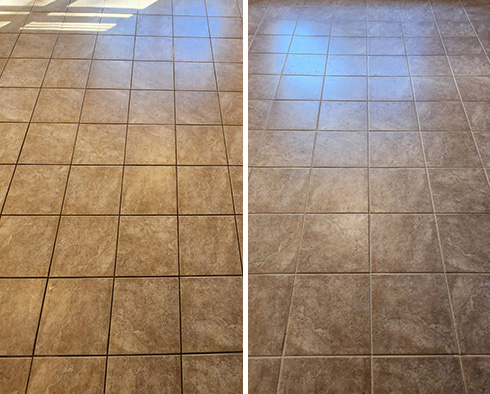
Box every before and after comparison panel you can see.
[1,0,490,392]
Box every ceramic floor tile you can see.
[53,34,96,59]
[33,89,85,123]
[249,358,281,394]
[0,123,28,164]
[369,132,424,167]
[0,59,48,88]
[255,131,315,167]
[12,34,57,58]
[134,36,173,61]
[176,125,226,165]
[0,358,30,393]
[462,357,490,393]
[319,101,368,130]
[126,125,175,165]
[73,124,126,165]
[43,59,91,88]
[81,89,130,124]
[87,60,132,89]
[129,90,174,124]
[422,132,481,168]
[0,88,39,122]
[0,165,14,207]
[132,61,174,90]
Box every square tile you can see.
[323,77,367,100]
[330,37,366,55]
[0,279,45,355]
[87,60,132,89]
[178,166,233,214]
[368,56,408,76]
[81,89,129,123]
[326,56,367,76]
[33,89,85,123]
[255,131,315,167]
[368,37,405,55]
[372,274,457,354]
[307,168,368,213]
[369,132,424,167]
[313,131,367,167]
[368,21,402,37]
[408,55,452,76]
[136,15,172,36]
[126,125,175,165]
[51,216,118,277]
[319,101,367,130]
[370,169,432,213]
[412,77,459,101]
[43,59,91,88]
[181,277,242,352]
[109,278,180,354]
[218,91,242,125]
[0,216,58,277]
[0,34,19,57]
[285,275,370,355]
[175,38,212,61]
[267,101,319,130]
[224,126,242,165]
[209,17,242,38]
[249,168,309,213]
[298,214,369,273]
[73,124,126,165]
[249,53,286,74]
[0,88,39,122]
[134,36,172,60]
[368,77,412,101]
[63,166,122,214]
[179,216,240,275]
[174,16,208,37]
[53,34,96,59]
[443,37,483,55]
[289,36,329,54]
[417,102,469,131]
[94,35,134,60]
[0,359,30,393]
[0,123,27,163]
[175,91,221,125]
[132,61,174,90]
[369,102,418,130]
[295,20,331,36]
[250,35,291,54]
[0,59,48,87]
[4,165,69,214]
[176,125,226,165]
[129,90,174,124]
[19,123,77,164]
[422,132,481,168]
[36,278,112,355]
[429,169,490,213]
[121,166,176,214]
[116,216,178,276]
[461,357,490,393]
[465,102,490,130]
[216,63,242,91]
[276,76,323,100]
[12,34,57,58]
[449,55,490,76]
[284,54,326,75]
[212,38,242,62]
[456,77,490,102]
[405,37,445,55]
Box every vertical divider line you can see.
[401,3,468,393]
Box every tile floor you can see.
[248,0,490,392]
[0,0,243,392]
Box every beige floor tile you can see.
[220,91,243,125]
[0,123,27,163]
[323,76,367,101]
[182,354,242,394]
[134,36,173,61]
[181,277,242,353]
[51,216,118,277]
[33,89,85,123]
[43,59,91,88]
[132,61,173,90]
[27,357,106,394]
[175,91,221,125]
[0,216,58,277]
[175,62,216,91]
[0,279,45,355]
[179,216,241,275]
[0,34,19,57]
[417,102,470,131]
[4,165,69,214]
[422,132,481,168]
[178,166,233,214]
[0,88,39,122]
[408,55,452,76]
[368,77,412,101]
[174,16,208,37]
[176,125,227,165]
[249,358,281,393]
[19,123,77,164]
[73,124,126,165]
[106,356,181,394]
[370,132,424,168]
[53,34,97,59]
[0,358,30,393]
[412,77,459,101]
[109,278,180,354]
[0,59,48,87]
[230,165,242,213]
[94,35,134,60]
[462,357,490,392]
[268,101,319,130]
[249,74,280,100]
[116,216,178,276]
[87,60,132,89]
[224,126,242,165]
[63,166,122,214]
[11,34,57,58]
[369,102,418,130]
[212,38,243,62]
[121,166,176,214]
[174,37,212,61]
[319,101,368,130]
[126,125,175,165]
[456,76,490,101]
[36,278,112,355]
[465,102,490,131]
[0,165,13,207]
[129,90,174,124]
[81,89,130,123]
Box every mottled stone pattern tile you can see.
[249,0,490,391]
[0,0,242,392]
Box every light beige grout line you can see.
[404,3,467,393]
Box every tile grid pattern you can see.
[0,0,243,392]
[249,0,490,392]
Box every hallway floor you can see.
[0,0,243,392]
[248,0,490,392]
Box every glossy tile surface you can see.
[0,0,242,391]
[249,0,490,391]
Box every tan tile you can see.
[249,168,309,214]
[314,131,367,167]
[174,37,212,61]
[373,357,464,393]
[249,358,281,394]
[408,55,452,76]
[126,125,175,165]
[136,15,172,36]
[132,61,173,90]
[28,357,106,394]
[12,34,57,58]
[175,91,221,125]
[462,357,490,393]
[267,101,319,130]
[109,278,180,354]
[372,274,457,354]
[121,166,176,214]
[43,59,91,88]
[249,53,286,74]
[174,16,208,37]
[369,102,418,130]
[33,89,84,123]
[4,165,69,214]
[0,279,44,355]
[36,278,112,355]
[422,132,481,168]
[0,59,48,87]
[209,17,242,38]
[0,216,58,277]
[81,90,129,123]
[370,168,432,213]
[219,91,242,125]
[319,102,367,130]
[248,99,272,130]
[178,166,233,214]
[405,37,444,55]
[19,123,77,164]
[230,166,242,213]
[249,275,293,355]
[182,354,242,394]
[0,165,14,207]
[279,358,370,393]
[0,123,27,164]
[0,34,18,57]
[224,126,242,165]
[307,168,368,213]
[449,55,490,76]
[368,77,412,101]
[53,34,97,59]
[456,77,490,101]
[323,77,367,100]
[448,275,490,353]
[417,102,470,131]
[179,216,241,275]
[93,35,134,60]
[475,133,490,167]
[181,277,242,353]
[134,36,172,61]
[116,216,178,276]
[73,124,126,165]
[100,15,137,36]
[87,60,132,89]
[0,88,39,122]
[249,74,279,100]
[412,77,459,101]
[129,90,174,124]
[255,131,314,167]
[465,102,490,131]
[285,275,370,355]
[370,132,424,167]
[285,54,327,76]
[327,55,367,76]
[429,169,490,213]
[177,125,227,165]
[175,62,216,91]
[0,358,30,393]
[52,216,118,277]
[106,356,181,394]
